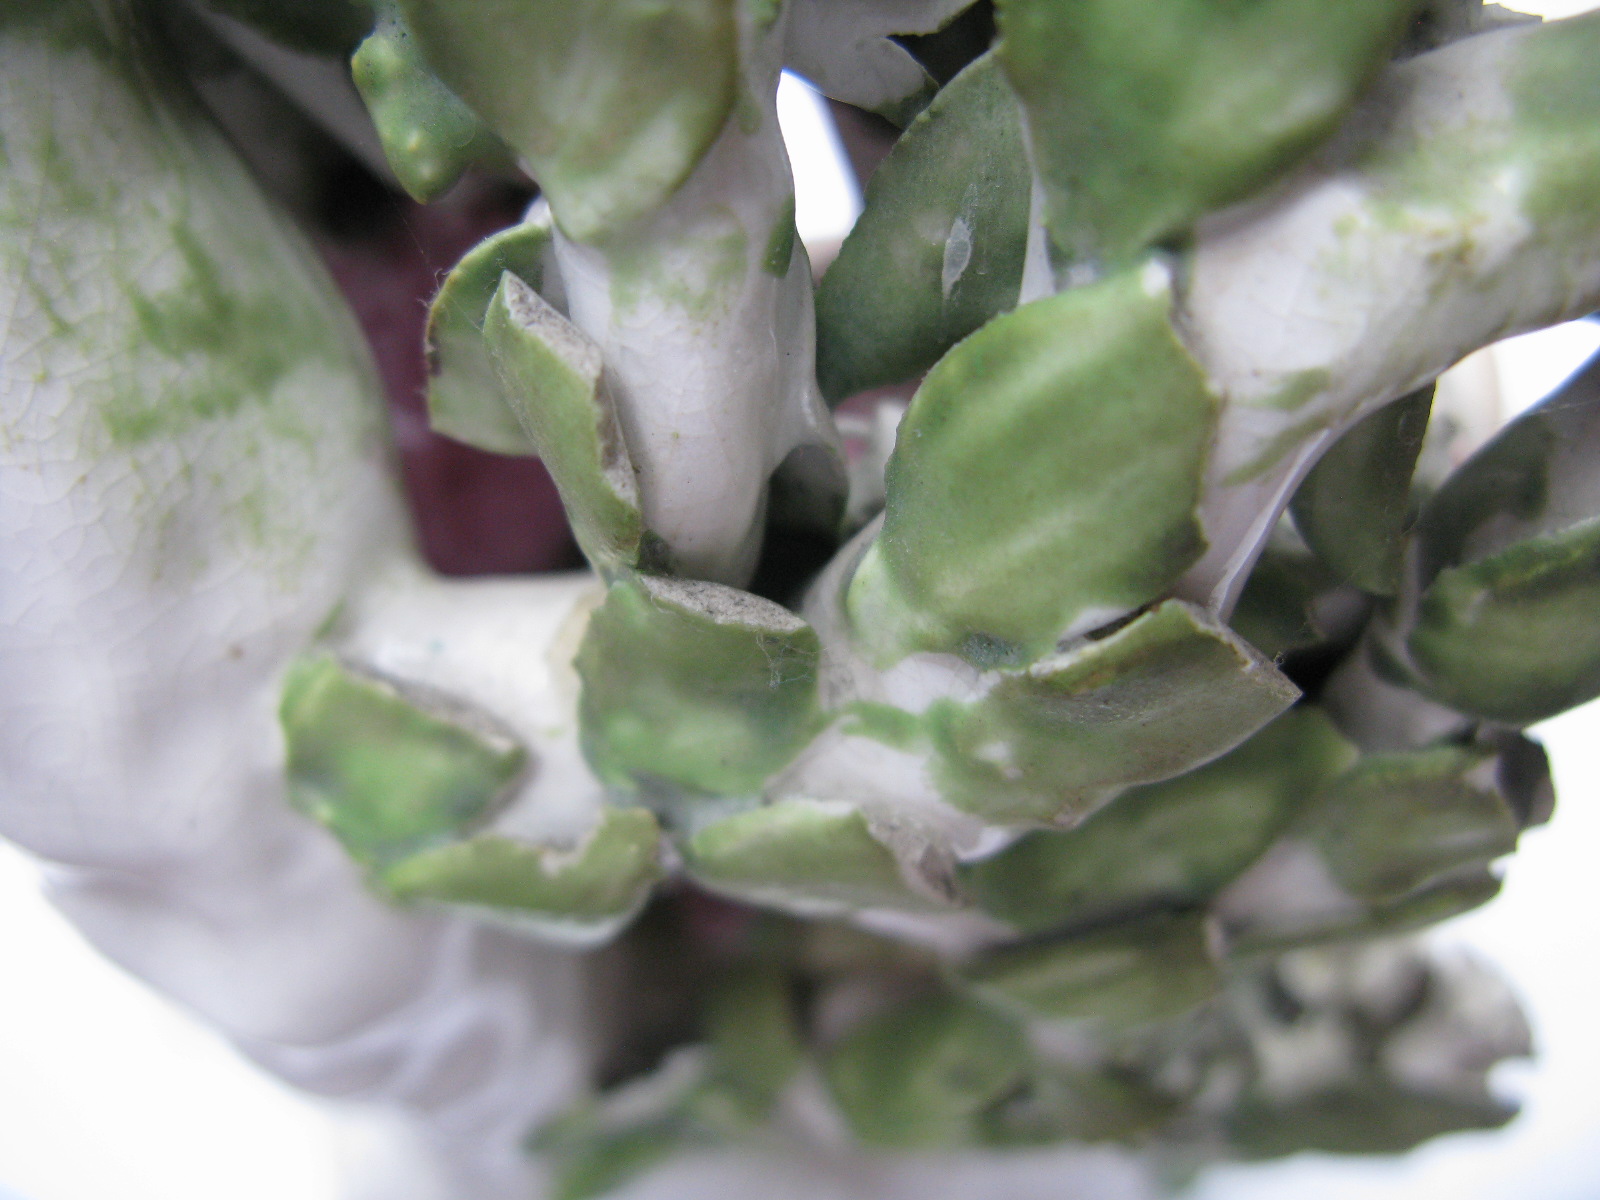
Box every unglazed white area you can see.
[550,3,842,585]
[1176,17,1600,613]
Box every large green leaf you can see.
[576,576,825,797]
[394,0,739,240]
[815,52,1029,401]
[925,601,1298,825]
[996,0,1417,267]
[965,707,1354,932]
[847,266,1217,665]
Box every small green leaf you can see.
[823,991,1029,1148]
[1228,1080,1514,1159]
[815,52,1029,402]
[959,911,1219,1028]
[965,706,1355,933]
[702,966,803,1118]
[846,266,1218,665]
[483,271,644,569]
[576,576,825,797]
[977,1065,1179,1147]
[352,6,512,203]
[279,655,526,865]
[424,220,552,455]
[683,799,943,913]
[1398,356,1600,723]
[1291,387,1433,595]
[1405,521,1600,724]
[926,601,1299,826]
[394,0,739,241]
[1302,747,1518,902]
[996,0,1417,266]
[378,807,662,933]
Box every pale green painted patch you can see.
[823,991,1029,1148]
[395,0,738,241]
[425,221,552,455]
[1509,12,1600,248]
[576,576,825,798]
[352,5,511,203]
[101,222,339,448]
[926,601,1299,826]
[1291,386,1432,595]
[815,52,1030,402]
[683,799,937,912]
[846,268,1217,666]
[959,911,1219,1029]
[379,807,662,926]
[1258,368,1332,413]
[1406,521,1600,725]
[1301,747,1517,902]
[965,707,1355,933]
[608,212,748,323]
[997,0,1416,266]
[280,654,526,865]
[1222,407,1339,487]
[484,272,645,569]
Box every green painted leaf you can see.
[425,220,552,455]
[846,267,1217,666]
[378,807,662,931]
[815,52,1029,402]
[1405,521,1600,724]
[483,271,644,569]
[959,911,1219,1028]
[683,799,942,913]
[1228,1080,1513,1160]
[1291,387,1433,595]
[1398,357,1600,723]
[352,5,512,203]
[996,0,1416,267]
[1302,747,1517,902]
[702,966,803,1118]
[823,991,1029,1148]
[977,1065,1179,1147]
[926,601,1299,826]
[393,0,739,241]
[576,576,825,797]
[1225,861,1503,957]
[280,654,526,865]
[965,707,1355,933]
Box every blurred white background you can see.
[5,6,1600,1197]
